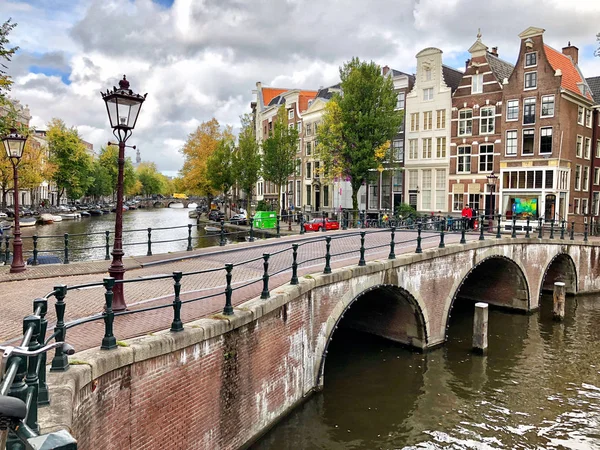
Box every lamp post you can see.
[2,129,27,273]
[101,75,147,311]
[486,172,498,227]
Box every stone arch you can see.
[442,255,531,340]
[540,253,578,295]
[315,284,427,388]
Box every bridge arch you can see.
[315,284,428,387]
[443,255,531,339]
[540,253,578,295]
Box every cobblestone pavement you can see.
[0,228,536,351]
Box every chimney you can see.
[382,65,390,75]
[562,41,578,64]
[465,59,471,71]
[491,47,498,57]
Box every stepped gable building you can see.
[404,47,462,213]
[449,31,514,217]
[586,76,600,222]
[499,27,595,228]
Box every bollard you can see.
[63,233,69,264]
[525,218,531,239]
[23,314,41,433]
[299,214,305,235]
[416,222,423,253]
[324,237,332,274]
[101,277,117,350]
[171,271,184,329]
[322,213,326,232]
[550,219,555,239]
[223,265,234,316]
[187,224,193,251]
[50,285,69,371]
[220,220,226,246]
[388,226,396,259]
[249,217,255,242]
[460,219,466,244]
[512,217,517,238]
[261,253,270,299]
[496,214,501,239]
[32,235,39,265]
[560,220,566,240]
[291,244,299,285]
[358,231,366,266]
[276,216,281,238]
[570,221,575,240]
[147,227,153,256]
[34,298,49,405]
[584,222,589,242]
[479,215,485,241]
[105,230,110,260]
[553,281,566,321]
[538,218,543,239]
[472,302,489,354]
[439,227,446,248]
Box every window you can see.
[425,69,432,81]
[472,74,483,94]
[408,139,418,159]
[306,123,312,136]
[306,185,312,206]
[457,146,471,173]
[585,138,591,159]
[408,170,418,189]
[436,109,446,129]
[297,122,302,133]
[576,135,583,157]
[594,192,600,215]
[423,138,432,158]
[480,107,495,134]
[295,159,301,176]
[540,127,552,154]
[468,194,480,211]
[288,123,294,130]
[421,170,432,209]
[479,144,494,172]
[582,198,588,215]
[306,141,312,155]
[314,162,320,179]
[296,180,301,206]
[506,100,519,121]
[597,140,600,158]
[392,139,404,161]
[541,95,555,117]
[506,130,518,156]
[410,113,419,132]
[396,92,405,109]
[578,106,584,125]
[423,88,433,101]
[586,109,592,128]
[575,165,581,190]
[523,98,536,124]
[524,72,537,89]
[306,162,312,179]
[525,52,537,67]
[453,193,464,212]
[436,170,446,210]
[522,129,535,155]
[546,170,554,189]
[595,168,600,185]
[436,137,446,158]
[583,166,589,191]
[314,123,318,134]
[288,109,294,119]
[458,110,473,136]
[423,111,433,130]
[574,198,580,214]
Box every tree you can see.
[262,106,299,213]
[97,145,136,201]
[47,118,94,204]
[596,32,600,57]
[0,19,17,104]
[317,58,402,221]
[136,162,164,197]
[86,159,113,200]
[206,138,235,217]
[180,118,234,200]
[233,113,261,210]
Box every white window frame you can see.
[539,127,553,154]
[396,92,405,110]
[583,166,589,191]
[576,135,583,158]
[436,109,446,129]
[578,106,584,125]
[524,71,537,90]
[584,137,591,160]
[582,198,588,215]
[506,130,518,156]
[452,193,464,212]
[408,139,418,159]
[457,146,472,174]
[585,109,592,128]
[541,95,555,118]
[506,99,519,121]
[423,88,433,101]
[597,140,600,158]
[523,97,536,125]
[479,144,494,173]
[574,198,580,214]
[458,109,473,136]
[575,165,581,191]
[522,128,535,156]
[525,51,537,68]
[479,106,495,134]
[472,74,483,94]
[422,138,432,158]
[410,113,419,132]
[288,109,294,119]
[594,167,600,186]
[423,111,432,130]
[436,137,446,158]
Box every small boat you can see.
[20,217,37,227]
[89,210,103,216]
[38,213,55,224]
[80,211,91,217]
[101,209,110,214]
[204,226,220,233]
[187,202,198,209]
[189,210,199,218]
[59,212,80,220]
[52,215,63,222]
[0,212,7,219]
[0,221,11,230]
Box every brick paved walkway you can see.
[0,228,523,351]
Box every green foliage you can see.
[97,145,136,200]
[0,19,18,102]
[396,202,416,217]
[261,106,299,212]
[86,159,113,199]
[135,162,166,197]
[233,113,261,208]
[256,199,272,211]
[206,138,235,198]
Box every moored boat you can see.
[59,212,81,220]
[80,211,91,217]
[38,213,55,224]
[52,215,63,222]
[20,217,37,227]
[89,210,103,216]
[204,226,220,233]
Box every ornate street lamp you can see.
[2,129,27,273]
[487,172,498,221]
[101,75,147,311]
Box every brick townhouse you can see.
[585,76,600,229]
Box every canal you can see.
[12,208,251,262]
[252,295,600,449]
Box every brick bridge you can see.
[41,238,598,449]
[139,197,198,208]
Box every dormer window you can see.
[525,52,537,67]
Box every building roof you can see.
[298,92,318,112]
[585,76,600,104]
[316,83,341,100]
[442,65,463,92]
[260,86,318,112]
[544,45,594,102]
[390,69,416,83]
[261,88,288,108]
[486,52,514,84]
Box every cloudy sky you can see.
[1,0,599,177]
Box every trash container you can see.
[253,211,277,229]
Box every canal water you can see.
[12,208,251,262]
[252,295,600,449]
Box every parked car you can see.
[303,218,340,232]
[230,214,247,225]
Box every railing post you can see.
[538,218,543,239]
[23,314,41,433]
[187,224,193,251]
[525,218,531,239]
[416,222,423,254]
[460,218,467,244]
[496,214,501,239]
[570,221,575,240]
[249,217,255,242]
[33,298,49,405]
[63,233,69,264]
[171,271,184,330]
[276,215,281,238]
[4,234,10,263]
[147,227,152,256]
[50,284,69,371]
[291,244,299,285]
[512,217,517,238]
[220,220,226,246]
[31,235,39,265]
[299,214,305,235]
[388,226,396,260]
[479,215,485,241]
[361,210,366,229]
[260,253,270,299]
[223,264,234,315]
[322,213,326,232]
[7,333,28,445]
[560,220,566,240]
[584,222,589,242]
[324,237,332,274]
[550,219,555,239]
[439,225,446,248]
[101,277,117,350]
[105,230,110,260]
[358,231,366,266]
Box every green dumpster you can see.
[253,211,277,229]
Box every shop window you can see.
[453,193,464,212]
